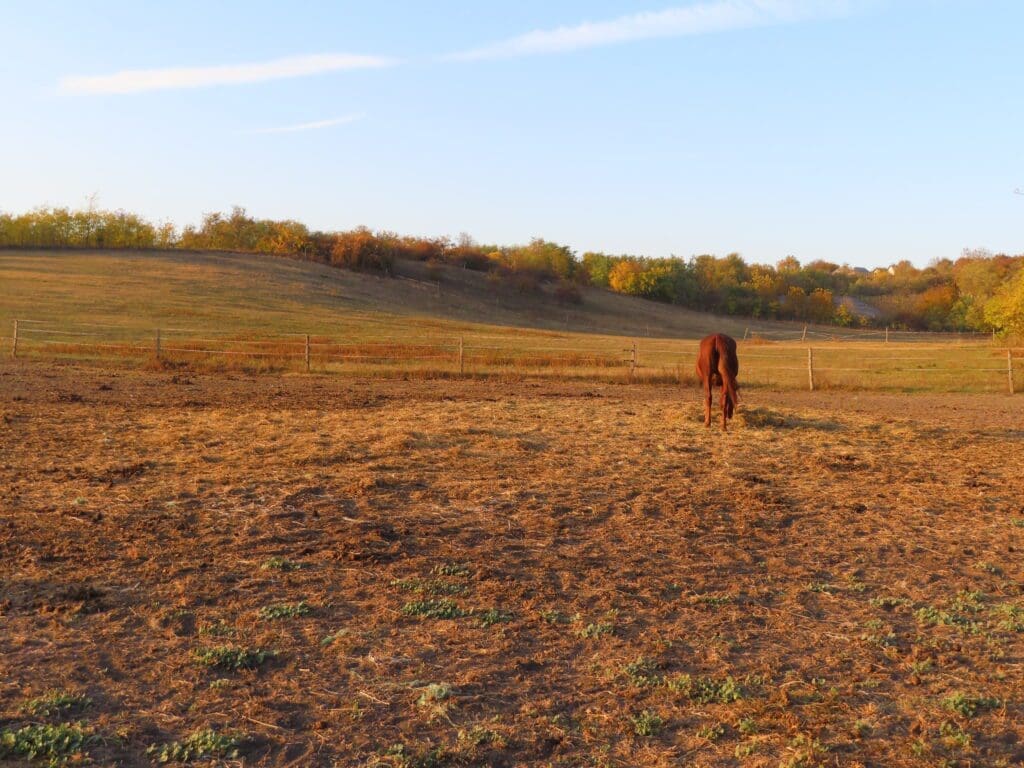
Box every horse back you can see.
[697,333,735,376]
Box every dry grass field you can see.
[1,250,1016,393]
[0,249,810,340]
[2,360,1023,767]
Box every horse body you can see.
[696,333,739,430]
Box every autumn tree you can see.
[984,268,1024,336]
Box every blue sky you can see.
[2,1,1022,268]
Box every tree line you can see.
[2,205,1022,336]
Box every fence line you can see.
[11,315,995,343]
[6,318,1018,393]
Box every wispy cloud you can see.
[250,113,367,135]
[60,53,397,95]
[447,0,853,60]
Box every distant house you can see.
[831,265,871,276]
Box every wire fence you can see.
[5,318,1019,393]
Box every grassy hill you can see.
[3,249,1010,391]
[0,248,862,341]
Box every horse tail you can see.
[716,337,739,416]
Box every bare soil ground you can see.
[2,361,1023,767]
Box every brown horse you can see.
[696,333,739,430]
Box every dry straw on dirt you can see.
[1,361,1023,766]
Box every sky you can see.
[1,0,1022,269]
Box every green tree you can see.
[582,252,613,287]
[984,269,1024,336]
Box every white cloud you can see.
[250,113,367,135]
[448,0,853,60]
[60,53,397,95]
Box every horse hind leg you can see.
[704,379,713,427]
[721,385,730,430]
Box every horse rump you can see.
[696,333,739,429]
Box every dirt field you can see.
[2,361,1023,767]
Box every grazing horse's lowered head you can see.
[696,333,740,430]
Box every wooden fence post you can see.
[459,336,464,376]
[885,326,889,343]
[11,320,18,359]
[807,347,815,392]
[1009,350,1015,395]
[743,327,749,341]
[801,325,807,342]
[631,341,638,379]
[305,334,311,373]
[155,328,161,359]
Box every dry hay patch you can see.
[737,404,843,432]
[2,364,1024,766]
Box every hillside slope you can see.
[0,248,837,341]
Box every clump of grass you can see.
[735,741,761,758]
[736,717,758,735]
[851,719,872,739]
[976,561,1002,575]
[697,723,725,741]
[621,660,745,704]
[950,590,986,613]
[939,720,971,749]
[914,605,980,634]
[576,621,614,639]
[623,657,662,688]
[860,619,897,648]
[457,726,504,749]
[384,743,448,768]
[575,611,617,639]
[691,593,732,606]
[630,710,664,737]
[431,563,470,577]
[321,628,350,646]
[257,601,312,621]
[914,605,946,626]
[666,674,743,704]
[909,738,928,758]
[198,620,236,637]
[260,556,302,571]
[416,684,452,708]
[846,578,870,593]
[401,599,467,620]
[0,723,94,766]
[540,609,572,625]
[994,603,1024,632]
[476,608,513,628]
[910,659,933,676]
[20,691,91,718]
[942,692,1001,718]
[390,577,465,596]
[146,728,243,763]
[870,596,912,610]
[806,582,839,594]
[415,683,455,722]
[781,734,828,768]
[193,646,273,671]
